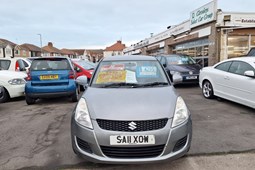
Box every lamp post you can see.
[37,34,42,56]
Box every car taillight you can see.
[26,71,31,81]
[69,71,75,79]
[15,61,20,71]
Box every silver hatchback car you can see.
[71,55,192,164]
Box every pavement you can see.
[0,85,254,170]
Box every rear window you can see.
[31,58,71,71]
[0,60,11,70]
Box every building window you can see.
[227,35,249,58]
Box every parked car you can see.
[72,59,95,80]
[0,58,28,72]
[156,54,201,84]
[199,57,255,109]
[0,70,27,103]
[25,56,78,105]
[71,55,192,164]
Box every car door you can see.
[211,61,232,97]
[225,61,255,107]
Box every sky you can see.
[1,0,255,49]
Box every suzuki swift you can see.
[71,55,192,164]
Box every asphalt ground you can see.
[0,85,254,170]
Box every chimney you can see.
[48,42,53,47]
[117,40,121,43]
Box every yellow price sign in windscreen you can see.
[96,70,126,84]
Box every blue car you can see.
[25,57,78,105]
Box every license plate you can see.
[110,135,155,145]
[186,76,197,80]
[40,75,59,80]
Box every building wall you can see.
[103,51,123,57]
[0,48,3,58]
[4,45,13,58]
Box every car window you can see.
[22,60,29,67]
[76,61,95,70]
[228,61,254,75]
[215,61,232,72]
[0,60,11,70]
[17,59,26,70]
[31,58,71,71]
[91,60,169,87]
[166,55,196,65]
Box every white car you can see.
[0,57,30,72]
[0,70,27,102]
[199,57,255,109]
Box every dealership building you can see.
[123,0,255,67]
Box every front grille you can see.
[173,136,187,152]
[76,137,93,153]
[101,145,165,158]
[97,118,168,132]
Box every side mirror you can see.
[172,73,183,85]
[76,76,88,88]
[244,70,255,78]
[163,63,167,68]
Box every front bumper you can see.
[71,116,192,164]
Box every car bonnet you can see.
[82,86,178,120]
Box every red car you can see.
[72,60,95,80]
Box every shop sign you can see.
[190,0,217,28]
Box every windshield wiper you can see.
[139,82,169,87]
[100,82,139,88]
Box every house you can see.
[84,49,103,62]
[68,49,85,59]
[42,42,62,56]
[0,38,16,58]
[60,48,76,58]
[104,40,126,57]
[21,43,42,57]
[14,45,30,57]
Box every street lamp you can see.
[37,34,42,56]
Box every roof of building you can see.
[68,49,85,56]
[60,48,75,55]
[85,49,103,56]
[42,42,62,54]
[0,38,17,48]
[21,43,41,52]
[105,40,126,51]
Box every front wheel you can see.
[202,81,214,99]
[0,88,10,103]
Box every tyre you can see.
[25,95,36,105]
[0,88,10,103]
[71,88,78,102]
[202,81,214,99]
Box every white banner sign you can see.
[190,0,217,28]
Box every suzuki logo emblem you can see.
[128,121,137,130]
[189,71,193,75]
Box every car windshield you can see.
[91,60,169,88]
[75,60,95,70]
[166,55,196,65]
[31,58,71,71]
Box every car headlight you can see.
[75,98,93,129]
[8,78,26,85]
[172,96,189,128]
[170,71,181,75]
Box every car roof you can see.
[226,57,255,63]
[102,55,157,61]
